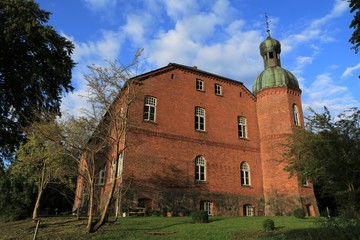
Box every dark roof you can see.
[131,63,244,86]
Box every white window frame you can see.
[201,201,213,216]
[143,96,156,122]
[117,151,124,177]
[215,84,222,95]
[195,107,206,131]
[241,162,251,186]
[293,104,300,126]
[301,178,309,187]
[238,116,247,138]
[196,79,204,91]
[98,167,106,186]
[244,204,254,216]
[195,156,206,182]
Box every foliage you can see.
[293,209,306,219]
[190,210,208,223]
[262,219,275,231]
[285,107,360,211]
[13,119,77,219]
[0,0,75,155]
[349,0,360,54]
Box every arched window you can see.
[240,162,251,186]
[293,104,300,126]
[244,204,254,216]
[195,156,206,182]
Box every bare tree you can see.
[72,49,143,232]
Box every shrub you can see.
[191,210,208,223]
[293,208,306,219]
[150,210,161,217]
[262,219,275,231]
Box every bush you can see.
[262,219,275,231]
[293,208,306,219]
[191,210,208,223]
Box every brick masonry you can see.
[74,64,319,217]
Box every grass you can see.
[0,215,355,240]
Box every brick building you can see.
[74,33,318,217]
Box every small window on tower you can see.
[269,52,274,59]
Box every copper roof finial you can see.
[265,13,271,37]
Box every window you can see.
[269,52,274,59]
[301,178,309,187]
[201,201,213,216]
[195,156,206,182]
[98,167,106,186]
[195,107,206,131]
[196,79,204,91]
[143,96,156,122]
[293,104,300,126]
[117,151,124,176]
[244,204,254,216]
[240,162,251,186]
[215,84,222,95]
[238,116,247,138]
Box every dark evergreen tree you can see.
[349,0,360,53]
[0,0,75,157]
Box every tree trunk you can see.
[91,153,120,232]
[32,163,47,220]
[32,186,44,220]
[86,184,94,232]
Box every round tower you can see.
[253,32,317,216]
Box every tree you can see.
[349,0,360,53]
[79,51,142,232]
[285,107,360,212]
[14,119,77,220]
[55,49,142,232]
[0,0,75,156]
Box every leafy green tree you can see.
[285,107,360,212]
[0,0,75,157]
[349,0,360,53]
[14,120,77,220]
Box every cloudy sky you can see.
[37,0,360,118]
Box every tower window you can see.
[269,52,274,59]
[196,79,204,91]
[195,107,206,131]
[293,104,300,126]
[238,116,247,138]
[143,96,156,122]
[195,156,206,182]
[215,84,222,95]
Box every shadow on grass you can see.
[259,225,360,240]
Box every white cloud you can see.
[303,74,359,116]
[281,0,348,54]
[342,62,360,78]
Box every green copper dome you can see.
[252,33,300,94]
[252,66,299,93]
[260,36,281,56]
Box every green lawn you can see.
[0,215,358,240]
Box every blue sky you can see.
[36,0,360,118]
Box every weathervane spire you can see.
[265,13,270,37]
